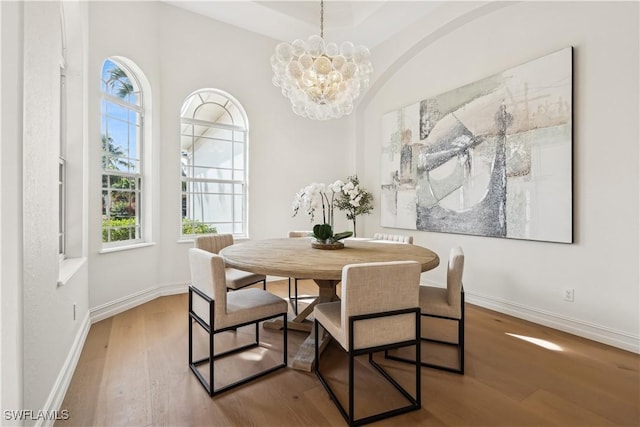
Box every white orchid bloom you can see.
[329,180,344,193]
[349,195,362,207]
[342,181,355,193]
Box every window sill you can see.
[57,257,87,287]
[99,242,156,254]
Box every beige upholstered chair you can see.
[188,248,288,396]
[314,261,422,426]
[195,234,266,291]
[387,246,465,374]
[287,231,313,314]
[372,232,414,244]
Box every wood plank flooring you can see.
[57,280,639,427]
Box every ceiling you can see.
[164,1,443,48]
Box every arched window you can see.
[180,89,249,237]
[100,58,144,246]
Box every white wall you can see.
[87,2,353,312]
[0,1,91,422]
[1,1,24,422]
[357,1,639,351]
[21,1,91,420]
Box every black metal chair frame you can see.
[386,290,464,375]
[188,285,288,396]
[314,308,421,427]
[287,277,315,315]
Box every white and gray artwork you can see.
[381,47,572,243]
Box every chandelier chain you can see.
[320,0,324,39]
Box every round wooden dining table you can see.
[219,237,440,371]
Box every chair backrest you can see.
[341,261,421,350]
[288,231,311,238]
[188,248,228,324]
[372,233,413,244]
[195,233,234,254]
[447,247,465,307]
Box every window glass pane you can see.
[127,159,139,174]
[101,189,109,215]
[191,166,232,181]
[194,102,227,123]
[196,139,232,168]
[234,195,244,222]
[180,89,247,237]
[202,128,233,142]
[191,124,210,137]
[215,223,233,234]
[234,131,246,142]
[128,127,139,159]
[186,182,233,194]
[233,143,244,169]
[101,58,144,243]
[104,100,129,122]
[208,194,233,222]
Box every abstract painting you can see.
[381,48,572,243]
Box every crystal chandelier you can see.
[270,0,373,120]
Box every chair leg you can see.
[459,299,465,374]
[209,303,215,396]
[348,348,355,426]
[315,309,421,426]
[190,311,288,396]
[384,311,464,374]
[288,277,298,315]
[294,278,299,315]
[283,312,288,366]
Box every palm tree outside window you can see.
[100,58,144,246]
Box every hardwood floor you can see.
[57,280,639,426]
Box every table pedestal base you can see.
[263,279,339,371]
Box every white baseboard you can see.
[90,282,188,323]
[37,311,91,427]
[465,290,639,354]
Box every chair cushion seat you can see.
[216,288,287,330]
[420,285,461,319]
[225,268,266,290]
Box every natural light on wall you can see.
[506,333,564,351]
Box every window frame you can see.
[179,89,249,239]
[100,59,145,249]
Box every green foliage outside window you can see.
[181,218,217,235]
[102,218,137,242]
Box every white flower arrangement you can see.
[334,175,373,237]
[292,176,373,239]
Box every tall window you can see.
[101,59,143,246]
[58,4,67,259]
[180,90,248,237]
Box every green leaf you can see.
[332,231,353,241]
[313,223,333,240]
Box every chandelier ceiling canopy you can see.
[270,0,373,120]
